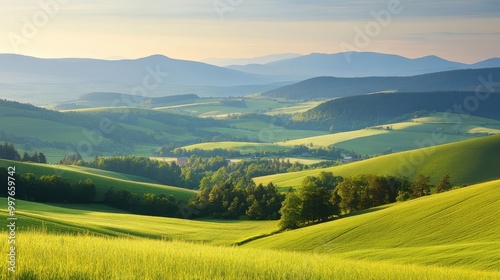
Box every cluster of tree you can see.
[0,142,20,161]
[279,172,343,229]
[63,154,314,190]
[279,173,455,230]
[0,142,47,163]
[21,151,47,163]
[103,188,179,217]
[189,181,284,220]
[220,99,247,108]
[83,156,182,187]
[0,168,95,203]
[169,145,356,161]
[171,148,243,158]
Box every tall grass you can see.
[1,230,498,280]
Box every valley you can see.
[1,53,499,279]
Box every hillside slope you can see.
[0,159,196,201]
[246,179,500,270]
[291,91,500,131]
[0,198,276,245]
[254,134,500,188]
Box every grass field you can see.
[0,116,101,144]
[178,113,500,156]
[245,179,500,271]
[0,199,277,245]
[154,98,319,118]
[0,159,196,201]
[2,231,497,280]
[282,113,500,155]
[0,179,498,279]
[254,134,500,188]
[178,141,293,154]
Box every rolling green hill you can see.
[1,182,497,279]
[0,159,195,201]
[254,134,500,188]
[291,91,500,131]
[282,113,500,154]
[245,179,500,271]
[177,113,500,157]
[0,198,277,245]
[0,99,326,161]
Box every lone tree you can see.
[410,174,432,198]
[436,174,452,193]
[279,190,302,230]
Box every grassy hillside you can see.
[0,159,195,201]
[292,91,500,131]
[254,134,500,188]
[178,113,500,156]
[0,199,276,245]
[2,231,497,280]
[245,179,500,271]
[154,97,319,118]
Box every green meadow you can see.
[0,199,277,245]
[2,231,497,280]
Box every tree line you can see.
[189,181,283,220]
[0,142,47,163]
[279,172,455,230]
[103,188,180,218]
[0,167,95,203]
[62,154,314,190]
[166,145,357,161]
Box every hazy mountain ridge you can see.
[228,52,500,79]
[0,54,275,86]
[262,68,500,100]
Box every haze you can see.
[1,0,499,63]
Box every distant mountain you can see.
[0,54,276,87]
[228,52,500,79]
[202,53,302,67]
[262,68,500,100]
[291,91,500,132]
[472,58,500,68]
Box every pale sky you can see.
[1,0,499,63]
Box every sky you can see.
[0,0,499,63]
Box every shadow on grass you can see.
[341,204,393,218]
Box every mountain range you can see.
[1,52,499,105]
[262,68,500,100]
[227,52,500,79]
